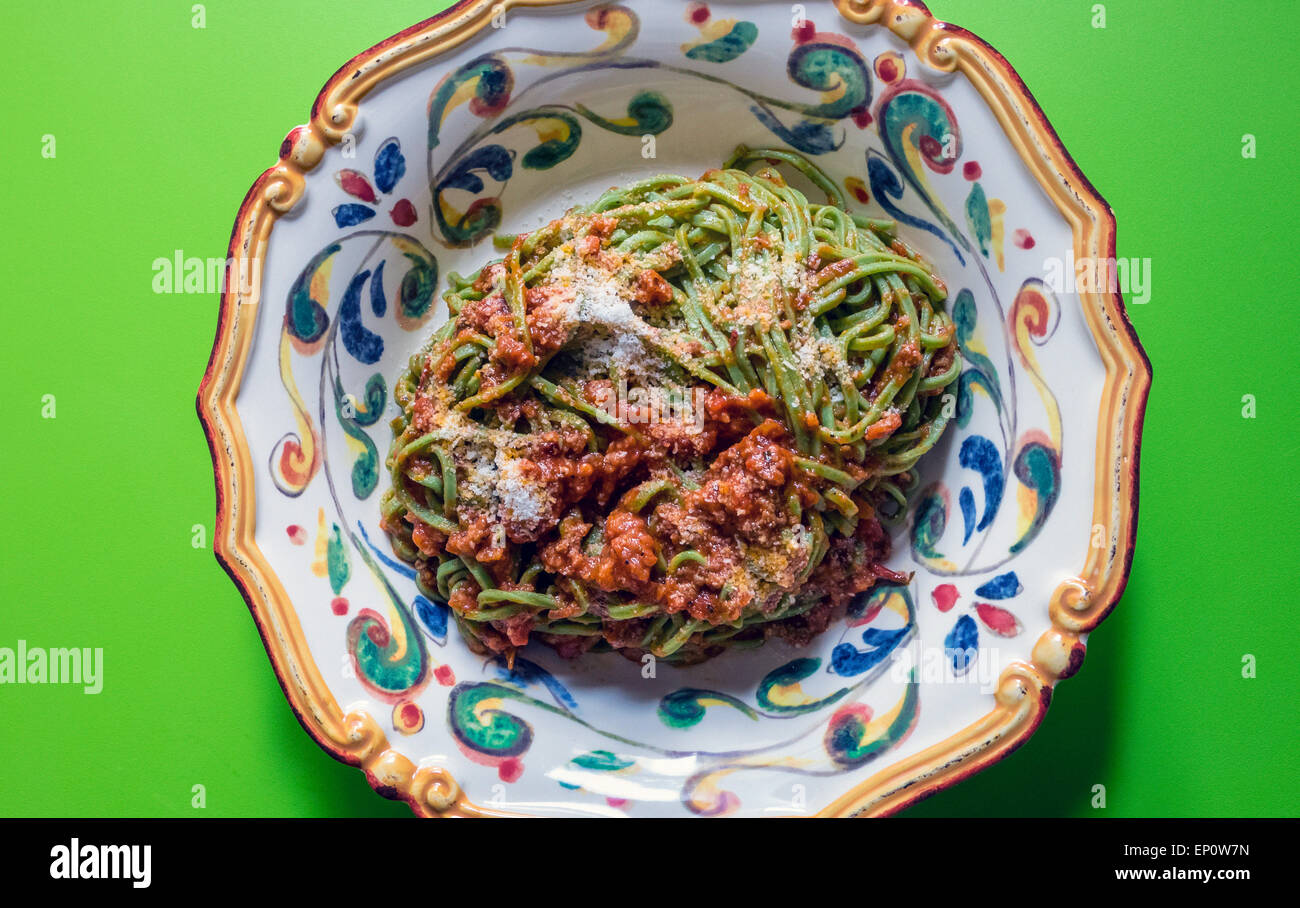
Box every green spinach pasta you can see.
[380,145,961,664]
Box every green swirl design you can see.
[427,55,514,150]
[572,750,635,772]
[657,657,851,729]
[755,658,850,715]
[880,89,960,184]
[685,22,758,63]
[285,243,340,348]
[352,373,386,427]
[824,672,919,768]
[333,371,384,499]
[788,44,870,119]
[1009,443,1060,554]
[326,523,351,595]
[492,109,584,170]
[346,603,426,700]
[397,250,437,323]
[576,90,673,135]
[449,682,538,757]
[965,183,991,257]
[658,689,759,729]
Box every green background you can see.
[2,0,1296,818]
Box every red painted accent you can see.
[390,198,418,226]
[848,600,883,627]
[1014,286,1051,338]
[498,758,524,783]
[286,525,307,545]
[606,797,629,808]
[831,702,874,726]
[962,161,982,180]
[1013,228,1036,249]
[280,126,306,160]
[918,134,942,159]
[792,20,816,43]
[331,596,349,616]
[469,94,511,118]
[434,664,456,686]
[850,106,873,129]
[400,703,421,725]
[932,583,959,612]
[276,440,310,483]
[975,602,1022,637]
[337,169,378,203]
[366,622,390,647]
[688,3,710,24]
[852,185,870,203]
[877,58,898,82]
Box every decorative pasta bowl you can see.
[199,0,1150,817]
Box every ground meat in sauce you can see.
[408,382,906,655]
[446,509,505,565]
[634,269,674,305]
[407,516,446,557]
[389,218,930,661]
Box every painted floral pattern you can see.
[332,138,419,228]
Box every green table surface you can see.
[3,0,1296,818]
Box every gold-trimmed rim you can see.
[197,0,1151,818]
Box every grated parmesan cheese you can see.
[495,449,550,526]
